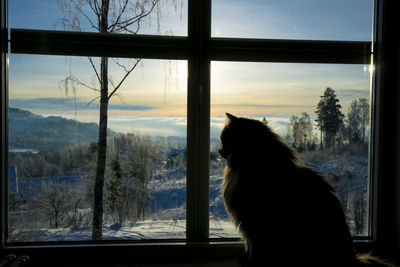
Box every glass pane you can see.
[9,0,187,36]
[212,0,373,41]
[8,55,187,242]
[210,61,372,238]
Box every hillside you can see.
[9,108,116,152]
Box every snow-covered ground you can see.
[8,150,368,242]
[8,169,239,242]
[9,218,238,242]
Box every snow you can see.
[8,168,240,242]
[8,151,368,242]
[9,218,239,242]
[9,154,368,242]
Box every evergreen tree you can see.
[107,155,123,218]
[315,87,344,149]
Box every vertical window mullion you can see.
[186,0,211,241]
[1,0,8,247]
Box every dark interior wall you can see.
[374,0,400,260]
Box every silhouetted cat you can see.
[219,113,393,267]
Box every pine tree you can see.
[107,155,123,221]
[315,87,344,149]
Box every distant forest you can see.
[9,107,116,152]
[285,87,369,152]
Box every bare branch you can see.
[111,58,129,73]
[87,96,101,106]
[57,0,84,31]
[60,75,100,93]
[87,0,101,26]
[112,92,126,104]
[108,59,141,100]
[109,0,159,33]
[76,3,100,31]
[87,57,101,84]
[108,0,130,32]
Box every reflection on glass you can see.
[9,0,187,36]
[8,55,187,242]
[212,0,373,41]
[210,62,371,238]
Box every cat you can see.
[219,113,394,267]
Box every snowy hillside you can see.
[9,107,116,152]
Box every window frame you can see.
[2,0,400,264]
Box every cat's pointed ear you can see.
[226,113,238,121]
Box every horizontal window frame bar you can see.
[209,37,372,64]
[10,29,372,64]
[10,29,189,60]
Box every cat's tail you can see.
[357,252,396,266]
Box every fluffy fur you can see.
[219,113,393,267]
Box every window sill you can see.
[2,240,246,266]
[2,239,384,267]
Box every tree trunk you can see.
[92,0,110,240]
[320,128,323,150]
[92,56,109,240]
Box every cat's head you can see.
[219,113,297,166]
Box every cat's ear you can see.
[226,113,238,121]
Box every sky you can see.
[8,0,374,138]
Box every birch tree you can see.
[57,0,180,240]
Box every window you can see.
[3,0,393,262]
[8,55,187,242]
[210,62,372,238]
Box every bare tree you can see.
[358,98,370,144]
[346,99,362,145]
[32,181,70,228]
[57,0,181,239]
[125,134,163,219]
[286,112,316,152]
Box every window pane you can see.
[210,62,372,238]
[8,55,187,242]
[9,0,187,36]
[212,0,373,41]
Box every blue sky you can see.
[212,0,373,41]
[8,0,374,138]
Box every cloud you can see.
[336,89,370,99]
[210,114,292,139]
[9,97,156,112]
[107,115,187,136]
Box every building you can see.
[8,165,82,198]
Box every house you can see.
[8,165,82,198]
